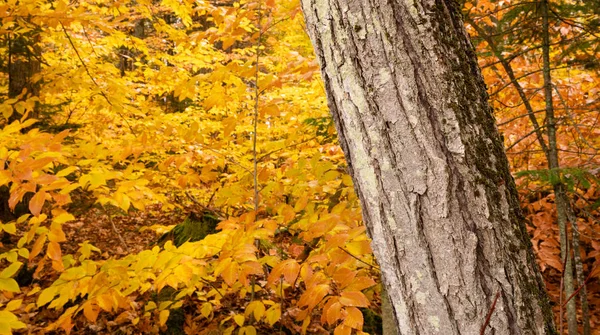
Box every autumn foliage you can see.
[0,0,598,334]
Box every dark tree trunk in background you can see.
[8,33,40,101]
[301,0,557,334]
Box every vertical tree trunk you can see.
[7,30,41,121]
[539,1,578,334]
[301,0,556,334]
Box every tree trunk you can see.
[7,33,40,100]
[301,0,556,334]
[6,30,41,123]
[539,1,578,334]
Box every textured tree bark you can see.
[8,34,40,100]
[301,0,557,334]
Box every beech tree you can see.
[301,0,557,334]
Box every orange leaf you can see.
[294,195,309,212]
[29,234,47,261]
[222,261,239,287]
[8,188,27,210]
[345,276,376,291]
[47,241,62,262]
[268,259,299,286]
[334,325,352,335]
[325,301,342,325]
[83,302,100,323]
[339,291,369,307]
[29,190,47,216]
[343,307,363,330]
[298,284,329,310]
[332,268,356,288]
[47,241,64,271]
[59,314,74,335]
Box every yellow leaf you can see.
[114,192,131,212]
[159,310,169,326]
[243,326,257,335]
[145,301,157,312]
[265,304,281,326]
[37,286,57,307]
[5,299,22,312]
[56,166,78,177]
[86,173,106,190]
[1,223,16,235]
[48,222,66,243]
[301,316,310,334]
[201,302,212,319]
[345,240,372,256]
[52,213,75,224]
[258,168,270,183]
[245,301,265,321]
[0,278,20,293]
[97,294,115,312]
[17,248,28,259]
[2,104,13,119]
[233,314,244,327]
[0,310,26,333]
[0,262,22,279]
[29,191,47,216]
[58,313,73,334]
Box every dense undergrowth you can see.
[0,0,599,334]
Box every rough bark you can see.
[382,285,398,335]
[301,0,556,334]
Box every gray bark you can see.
[382,285,398,335]
[301,0,556,334]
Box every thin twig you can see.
[106,209,130,253]
[200,278,225,298]
[338,247,379,270]
[250,0,264,303]
[480,291,501,335]
[59,21,136,134]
